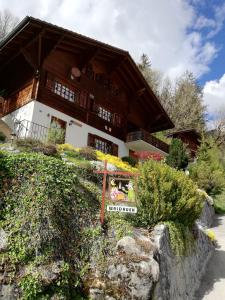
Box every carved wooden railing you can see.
[0,96,3,117]
[126,129,169,153]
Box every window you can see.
[97,106,112,122]
[95,138,112,154]
[88,133,118,156]
[54,81,79,103]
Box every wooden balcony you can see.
[126,129,169,155]
[0,96,4,117]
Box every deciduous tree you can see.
[138,54,206,132]
[0,10,19,41]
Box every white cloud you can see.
[194,15,216,30]
[0,0,220,79]
[207,3,225,38]
[203,74,225,115]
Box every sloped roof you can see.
[0,16,174,132]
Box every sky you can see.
[0,0,225,122]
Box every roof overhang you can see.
[0,16,174,132]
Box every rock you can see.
[152,223,214,300]
[0,285,15,300]
[0,229,8,252]
[86,200,215,300]
[199,200,215,228]
[26,261,64,285]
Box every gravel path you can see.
[194,214,225,300]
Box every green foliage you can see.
[189,137,225,196]
[15,138,59,158]
[166,138,189,170]
[0,131,6,142]
[0,151,100,298]
[138,55,206,131]
[213,190,225,214]
[78,146,97,161]
[121,156,137,167]
[15,138,43,149]
[135,159,204,227]
[47,128,65,144]
[164,221,195,256]
[19,274,42,300]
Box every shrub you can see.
[78,146,97,160]
[32,144,59,157]
[166,138,189,170]
[121,156,137,167]
[15,138,43,149]
[135,159,204,227]
[189,137,225,196]
[96,151,137,172]
[47,127,65,144]
[0,131,6,142]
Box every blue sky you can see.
[192,0,225,86]
[0,0,225,117]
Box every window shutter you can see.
[112,143,118,156]
[87,133,95,148]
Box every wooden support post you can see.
[100,160,107,225]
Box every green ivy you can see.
[0,151,100,299]
[164,221,195,256]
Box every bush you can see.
[78,146,97,160]
[47,127,65,144]
[189,137,225,196]
[166,138,189,170]
[121,156,137,167]
[15,138,43,149]
[96,151,137,172]
[0,131,6,142]
[32,144,59,157]
[135,159,204,227]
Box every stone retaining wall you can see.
[89,200,215,300]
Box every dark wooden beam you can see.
[41,34,65,66]
[21,48,38,70]
[0,28,46,72]
[108,56,127,75]
[79,47,99,69]
[137,87,146,97]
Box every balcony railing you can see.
[126,129,169,153]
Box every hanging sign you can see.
[94,160,138,224]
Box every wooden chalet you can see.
[168,129,201,157]
[0,16,174,157]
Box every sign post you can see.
[94,160,138,225]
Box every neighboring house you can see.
[0,16,174,157]
[168,128,201,157]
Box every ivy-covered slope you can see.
[0,144,206,299]
[0,151,102,299]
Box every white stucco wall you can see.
[32,101,129,157]
[2,101,35,130]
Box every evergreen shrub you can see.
[121,156,137,167]
[166,138,189,170]
[135,159,204,227]
[189,138,225,196]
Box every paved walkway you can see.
[195,214,225,300]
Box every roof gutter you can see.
[0,16,31,50]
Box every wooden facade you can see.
[0,17,174,155]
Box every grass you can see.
[214,190,225,214]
